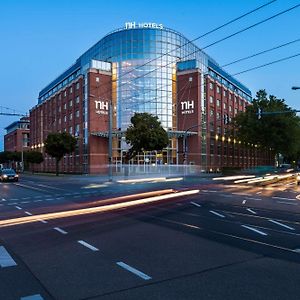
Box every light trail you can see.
[0,189,199,228]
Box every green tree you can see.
[24,151,44,173]
[44,132,77,176]
[125,112,169,160]
[232,89,300,162]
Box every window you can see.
[64,90,67,97]
[223,102,227,109]
[210,110,214,116]
[69,126,73,134]
[64,103,66,110]
[76,82,80,90]
[76,110,80,117]
[217,86,220,93]
[96,77,100,82]
[217,99,220,107]
[69,87,73,94]
[58,118,61,124]
[69,100,72,107]
[209,82,213,90]
[75,96,80,104]
[69,114,72,121]
[209,96,214,104]
[64,115,66,122]
[234,108,238,115]
[229,106,232,112]
[223,90,226,97]
[217,112,221,120]
[58,106,61,113]
[75,124,80,135]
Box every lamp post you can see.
[108,100,113,182]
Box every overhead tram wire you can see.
[110,0,277,79]
[221,38,300,68]
[232,52,300,76]
[124,52,300,111]
[89,3,300,103]
[85,0,278,101]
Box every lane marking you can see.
[24,211,32,216]
[241,225,268,236]
[21,201,30,204]
[45,198,54,201]
[15,206,22,210]
[256,191,262,194]
[246,208,256,215]
[245,197,261,201]
[38,219,48,224]
[0,246,17,267]
[209,210,225,218]
[78,240,99,251]
[116,261,152,280]
[21,294,44,300]
[269,219,295,231]
[272,196,296,201]
[53,227,67,234]
[232,193,251,196]
[277,201,298,206]
[190,201,201,207]
[242,200,247,204]
[1,198,6,202]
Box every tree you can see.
[24,151,44,173]
[232,89,300,162]
[44,132,77,176]
[125,112,169,160]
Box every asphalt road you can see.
[0,174,300,299]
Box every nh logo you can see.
[181,100,194,110]
[95,100,108,110]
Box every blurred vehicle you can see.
[297,173,300,185]
[0,169,19,182]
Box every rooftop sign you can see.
[125,22,163,30]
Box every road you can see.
[0,174,300,299]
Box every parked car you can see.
[0,169,19,182]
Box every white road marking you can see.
[116,261,152,280]
[1,198,6,201]
[45,198,54,201]
[78,240,99,251]
[38,219,48,224]
[209,210,225,218]
[277,201,298,206]
[242,200,247,204]
[24,211,32,216]
[241,225,268,236]
[246,208,256,215]
[221,194,233,198]
[54,227,68,234]
[256,191,262,194]
[190,201,201,207]
[21,201,30,204]
[268,219,295,231]
[0,246,17,267]
[272,196,296,201]
[15,206,22,210]
[245,197,261,201]
[21,294,44,300]
[232,193,251,196]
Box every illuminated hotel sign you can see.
[125,22,163,30]
[181,100,194,115]
[95,100,108,115]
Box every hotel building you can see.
[29,22,271,174]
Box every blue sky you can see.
[1,0,299,150]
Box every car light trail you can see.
[213,175,256,181]
[0,189,200,228]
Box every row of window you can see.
[40,77,81,102]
